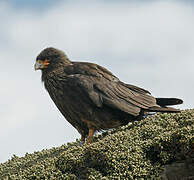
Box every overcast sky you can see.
[0,0,193,163]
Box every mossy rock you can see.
[0,109,194,179]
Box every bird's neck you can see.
[41,62,68,82]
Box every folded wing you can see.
[63,62,159,116]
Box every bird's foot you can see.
[79,134,86,146]
[79,141,84,146]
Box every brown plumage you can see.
[34,47,183,144]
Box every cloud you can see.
[0,1,193,162]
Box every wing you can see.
[93,81,157,116]
[62,62,157,116]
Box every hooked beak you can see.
[34,60,43,70]
[34,60,50,71]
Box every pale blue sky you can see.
[0,0,193,163]
[8,0,61,8]
[7,0,194,9]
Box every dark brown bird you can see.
[34,47,183,144]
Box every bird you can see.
[34,47,183,144]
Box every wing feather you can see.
[62,62,158,116]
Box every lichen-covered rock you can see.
[160,161,194,180]
[0,109,194,179]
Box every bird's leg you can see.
[136,109,145,121]
[87,127,95,144]
[81,118,96,144]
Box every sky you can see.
[0,0,194,163]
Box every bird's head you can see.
[34,47,70,71]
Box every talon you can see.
[80,141,84,146]
[80,134,86,145]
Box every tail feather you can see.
[148,106,181,113]
[156,98,183,107]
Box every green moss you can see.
[1,109,194,179]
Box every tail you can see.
[156,98,183,107]
[148,98,183,113]
[148,106,181,113]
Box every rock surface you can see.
[160,161,194,180]
[0,109,193,179]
